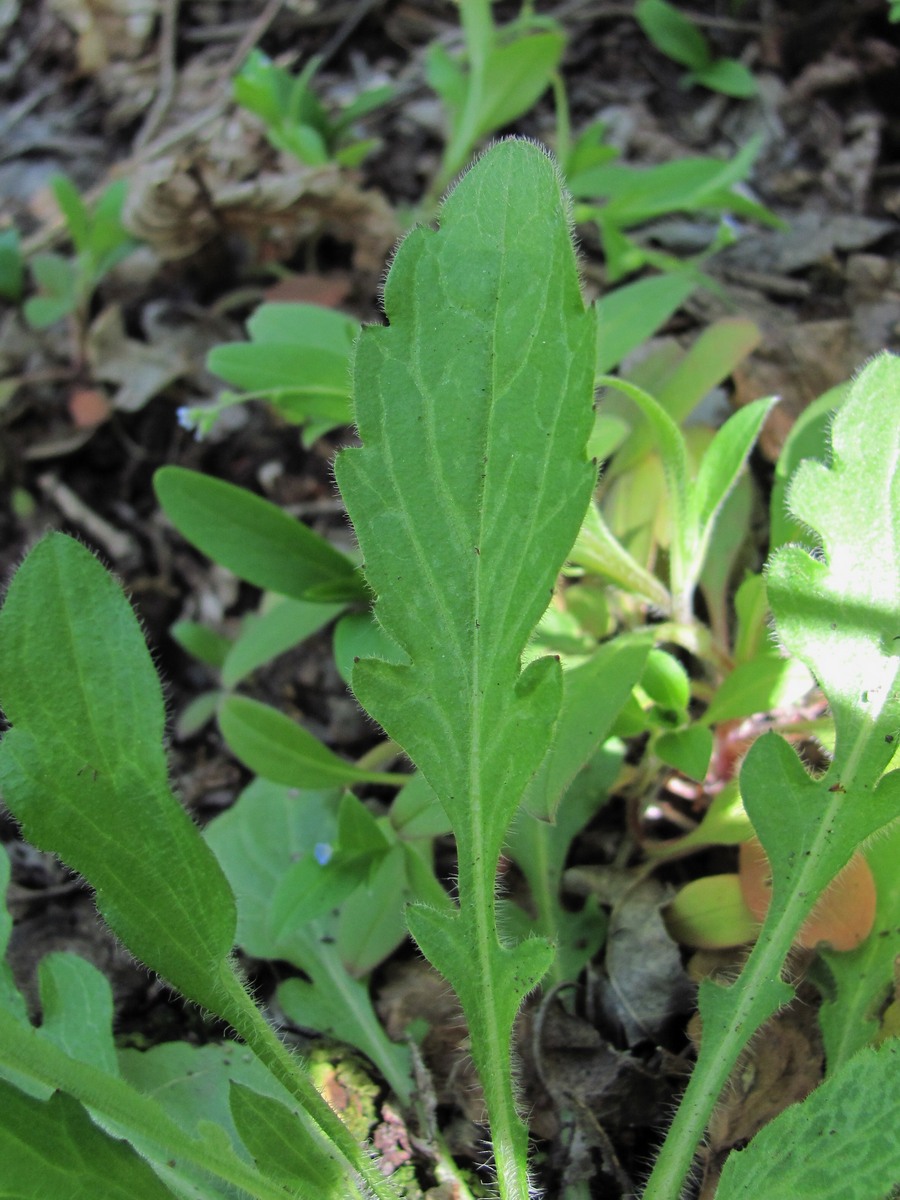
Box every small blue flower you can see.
[313,842,332,866]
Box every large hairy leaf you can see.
[336,139,597,1197]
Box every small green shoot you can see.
[24,176,138,332]
[426,1,565,196]
[636,0,758,98]
[234,49,392,168]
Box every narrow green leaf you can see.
[595,272,695,376]
[155,466,363,603]
[51,174,91,251]
[222,597,343,688]
[606,316,762,480]
[702,653,814,726]
[170,619,232,669]
[336,139,596,1197]
[0,533,236,1012]
[691,396,776,547]
[569,141,764,223]
[716,1042,900,1200]
[219,694,405,788]
[0,226,24,301]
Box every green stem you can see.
[216,965,400,1200]
[457,853,533,1200]
[640,837,836,1199]
[431,0,494,198]
[596,375,696,621]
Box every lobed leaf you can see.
[766,352,900,779]
[336,139,596,862]
[335,139,597,1195]
[715,1042,900,1200]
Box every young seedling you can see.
[636,0,758,98]
[234,49,392,168]
[426,0,565,197]
[24,175,138,340]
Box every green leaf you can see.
[87,179,135,277]
[523,636,650,820]
[702,653,814,726]
[475,33,566,138]
[691,58,758,98]
[337,843,409,975]
[222,597,343,688]
[0,1081,179,1200]
[335,139,596,1197]
[0,533,236,1012]
[691,396,776,550]
[333,611,404,686]
[230,1081,345,1195]
[424,42,467,115]
[570,139,766,224]
[205,780,413,1104]
[0,226,24,301]
[656,725,713,781]
[606,316,762,479]
[817,815,900,1072]
[154,466,363,603]
[389,771,452,839]
[219,694,404,788]
[715,1042,900,1200]
[37,953,118,1076]
[665,874,757,950]
[24,252,79,327]
[636,0,711,70]
[769,383,846,552]
[51,174,91,252]
[247,302,358,355]
[170,619,232,669]
[507,744,621,985]
[595,272,696,376]
[767,353,900,776]
[234,49,290,126]
[0,537,384,1200]
[0,1006,298,1200]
